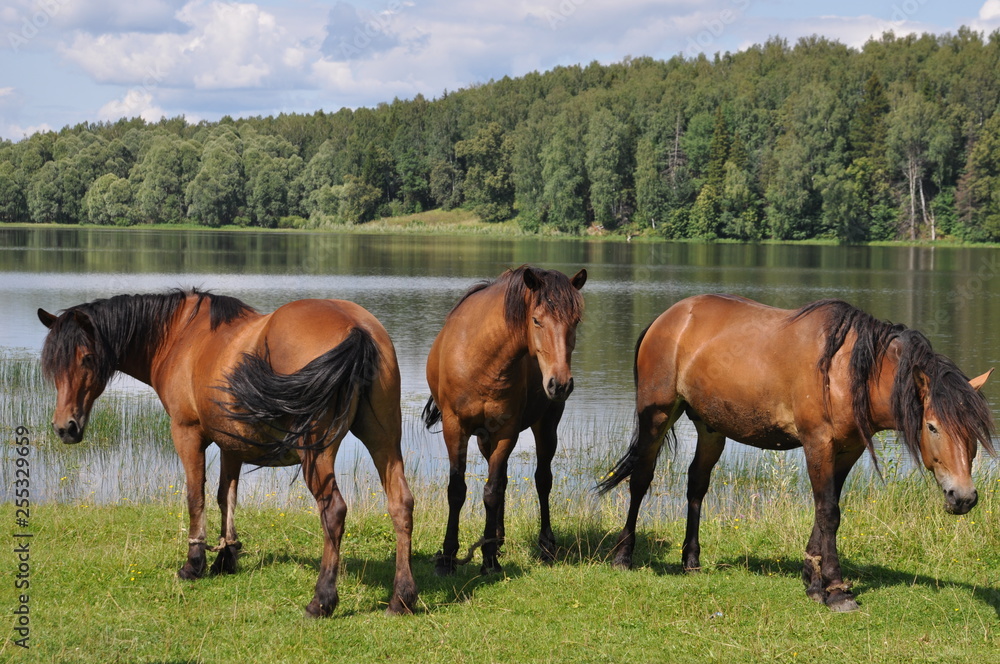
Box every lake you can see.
[2,227,999,506]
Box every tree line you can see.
[2,28,1000,242]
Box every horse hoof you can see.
[479,562,503,576]
[385,597,415,616]
[177,564,204,580]
[305,599,335,618]
[434,554,456,577]
[538,539,557,563]
[611,551,633,570]
[826,592,859,613]
[209,547,239,576]
[805,588,827,604]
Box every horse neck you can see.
[475,304,530,371]
[103,298,187,386]
[866,339,902,432]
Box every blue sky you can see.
[1,0,998,142]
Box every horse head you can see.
[522,267,587,402]
[914,368,993,515]
[38,308,109,444]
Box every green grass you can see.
[3,469,1000,663]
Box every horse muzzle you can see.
[544,376,574,402]
[53,417,85,444]
[944,487,978,515]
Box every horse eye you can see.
[927,423,939,434]
[532,317,541,327]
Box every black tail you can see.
[422,396,442,430]
[217,327,379,460]
[596,425,676,494]
[597,321,659,495]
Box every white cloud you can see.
[60,1,303,89]
[97,90,166,123]
[980,0,1000,20]
[972,0,1000,31]
[3,123,54,141]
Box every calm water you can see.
[2,227,1000,505]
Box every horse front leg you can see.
[480,433,518,575]
[436,417,469,576]
[172,423,209,580]
[302,449,346,618]
[802,444,863,612]
[682,424,726,571]
[531,403,565,562]
[210,450,242,575]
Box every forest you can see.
[2,28,1000,242]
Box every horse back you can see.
[156,297,399,456]
[638,294,857,446]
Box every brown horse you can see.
[599,294,994,612]
[38,289,416,617]
[423,265,587,575]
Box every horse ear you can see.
[570,269,587,290]
[969,368,993,392]
[72,310,96,339]
[37,309,58,329]
[522,267,542,291]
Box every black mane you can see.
[792,299,995,461]
[449,265,584,331]
[40,288,254,384]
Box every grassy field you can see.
[2,464,1000,663]
[8,212,1000,247]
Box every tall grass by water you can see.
[3,351,1000,662]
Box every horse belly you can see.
[687,399,801,451]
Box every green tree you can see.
[84,173,134,225]
[887,86,952,240]
[131,136,201,224]
[340,174,382,223]
[26,162,64,224]
[454,122,515,223]
[185,130,244,227]
[957,112,1000,239]
[540,107,588,231]
[0,161,28,223]
[584,108,632,228]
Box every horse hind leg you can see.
[436,416,469,576]
[610,399,684,569]
[302,445,347,618]
[210,451,242,575]
[681,422,725,572]
[351,399,417,615]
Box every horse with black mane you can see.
[423,265,587,575]
[599,294,994,612]
[38,289,416,617]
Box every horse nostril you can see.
[565,377,574,396]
